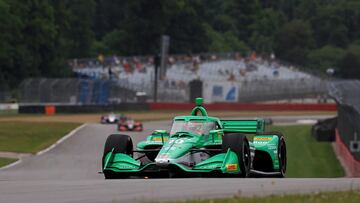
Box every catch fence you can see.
[237,78,327,102]
[18,77,329,104]
[19,78,136,104]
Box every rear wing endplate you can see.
[221,119,265,134]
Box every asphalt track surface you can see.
[1,115,360,203]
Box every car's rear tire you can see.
[277,135,287,177]
[256,132,287,177]
[222,133,250,177]
[102,134,133,179]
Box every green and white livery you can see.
[102,98,287,178]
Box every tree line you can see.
[1,0,360,89]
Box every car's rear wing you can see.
[221,119,265,134]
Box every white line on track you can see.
[36,123,87,156]
[0,159,22,170]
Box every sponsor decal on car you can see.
[254,137,272,141]
[198,164,218,169]
[226,164,238,170]
[116,165,137,169]
[152,137,169,141]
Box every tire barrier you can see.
[311,117,337,142]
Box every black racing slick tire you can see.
[222,133,251,177]
[277,134,287,177]
[256,132,287,177]
[102,134,133,179]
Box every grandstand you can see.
[69,53,324,103]
[72,55,313,82]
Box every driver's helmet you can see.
[187,122,203,135]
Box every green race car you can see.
[102,98,287,179]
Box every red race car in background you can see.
[117,116,143,131]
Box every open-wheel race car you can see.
[100,112,120,124]
[117,116,143,132]
[102,98,286,179]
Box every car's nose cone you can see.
[155,154,171,167]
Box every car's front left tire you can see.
[222,133,251,177]
[102,134,133,179]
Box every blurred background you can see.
[0,0,359,105]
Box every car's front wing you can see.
[102,149,241,177]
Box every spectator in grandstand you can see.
[147,57,154,65]
[133,57,145,73]
[239,68,246,77]
[225,69,230,75]
[273,70,279,77]
[218,69,224,76]
[211,55,217,61]
[98,53,105,65]
[270,52,276,61]
[192,55,200,73]
[164,79,169,88]
[108,68,114,79]
[250,51,257,61]
[235,52,243,61]
[168,56,175,65]
[178,80,186,89]
[171,80,176,88]
[112,55,120,65]
[122,59,132,73]
[228,72,236,81]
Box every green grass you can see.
[0,110,18,116]
[0,122,80,153]
[0,157,17,167]
[167,190,360,203]
[267,125,344,178]
[0,122,343,178]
